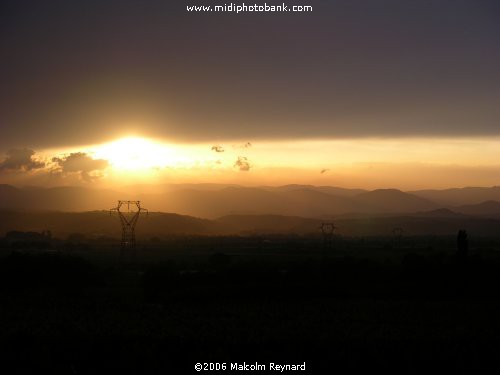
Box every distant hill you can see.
[414,208,466,218]
[0,211,215,239]
[162,187,288,217]
[3,183,500,219]
[261,184,367,197]
[354,189,438,213]
[1,210,500,238]
[0,184,120,211]
[410,186,500,206]
[0,184,401,218]
[455,200,500,217]
[214,214,322,235]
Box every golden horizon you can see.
[1,135,500,190]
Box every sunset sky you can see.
[1,0,499,189]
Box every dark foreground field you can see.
[1,235,500,374]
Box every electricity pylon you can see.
[393,227,403,249]
[320,222,336,252]
[110,201,148,259]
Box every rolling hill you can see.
[1,210,499,238]
[2,183,500,220]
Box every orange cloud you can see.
[52,152,109,182]
[0,148,45,172]
[234,156,251,172]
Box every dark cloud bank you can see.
[0,0,499,149]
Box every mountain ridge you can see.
[2,184,500,219]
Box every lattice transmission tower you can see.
[320,222,336,251]
[110,200,148,259]
[392,227,404,249]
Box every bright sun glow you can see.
[93,137,178,171]
[39,136,500,189]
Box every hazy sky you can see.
[0,1,499,188]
